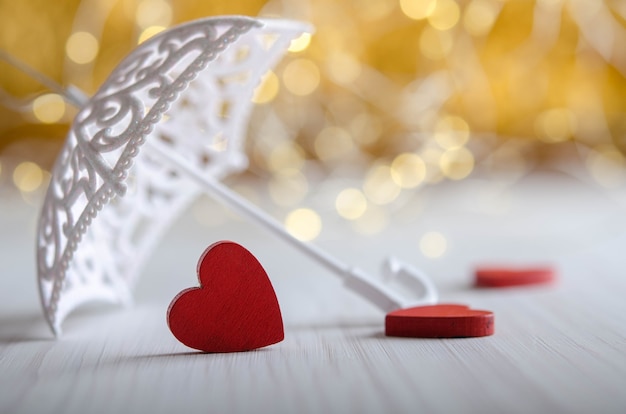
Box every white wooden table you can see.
[2,170,625,414]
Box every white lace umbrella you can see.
[37,16,437,336]
[36,16,309,335]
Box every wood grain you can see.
[2,174,626,414]
[167,241,284,352]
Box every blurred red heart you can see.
[167,241,284,353]
[475,266,555,288]
[385,304,494,338]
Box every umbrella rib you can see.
[144,140,411,312]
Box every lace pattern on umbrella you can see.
[36,16,306,334]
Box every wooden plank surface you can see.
[1,172,626,414]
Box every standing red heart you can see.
[167,241,284,353]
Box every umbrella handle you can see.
[146,141,437,312]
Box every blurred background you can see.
[1,0,626,251]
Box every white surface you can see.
[2,170,626,414]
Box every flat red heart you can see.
[385,304,494,338]
[167,241,284,353]
[475,266,555,288]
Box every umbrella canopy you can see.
[37,16,310,336]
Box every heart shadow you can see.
[125,347,275,362]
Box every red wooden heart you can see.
[475,266,555,288]
[167,241,284,353]
[385,304,494,338]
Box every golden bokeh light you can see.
[419,26,454,60]
[268,142,305,172]
[390,153,426,188]
[420,146,445,184]
[435,115,470,150]
[537,0,564,7]
[138,25,166,44]
[288,32,312,53]
[12,161,43,193]
[363,165,401,205]
[326,52,362,85]
[400,0,437,20]
[419,231,447,258]
[66,31,99,64]
[285,208,322,241]
[463,0,499,37]
[335,188,368,220]
[252,70,280,104]
[32,94,66,124]
[535,108,577,143]
[136,0,172,29]
[282,58,321,96]
[20,169,50,206]
[357,0,396,21]
[314,126,354,161]
[352,204,388,235]
[439,147,474,180]
[269,169,309,206]
[428,0,461,31]
[586,145,626,188]
[2,0,626,234]
[349,114,382,146]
